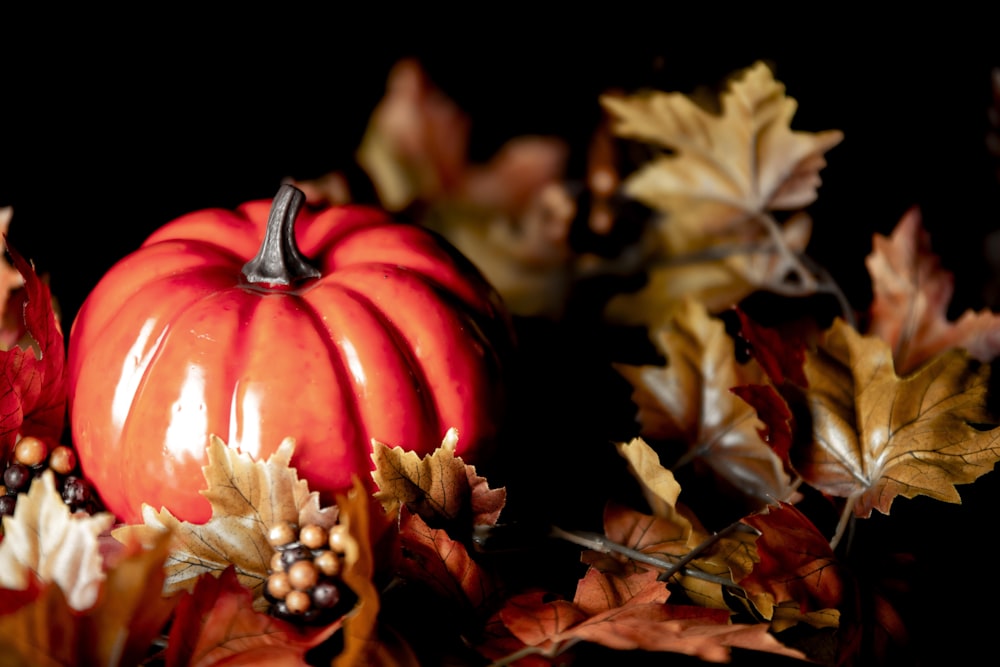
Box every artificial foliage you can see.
[2,58,1000,666]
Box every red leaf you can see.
[0,241,65,460]
[730,383,796,472]
[740,502,849,613]
[733,307,809,388]
[166,566,341,667]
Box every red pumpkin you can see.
[67,184,514,524]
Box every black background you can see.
[2,11,999,665]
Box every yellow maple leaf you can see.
[113,435,339,610]
[601,61,843,236]
[801,319,1000,521]
[615,297,797,509]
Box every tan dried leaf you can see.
[615,298,797,507]
[0,469,114,610]
[802,319,1000,517]
[601,61,843,235]
[371,427,506,526]
[113,435,338,609]
[866,207,1000,375]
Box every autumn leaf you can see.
[113,435,339,609]
[482,568,806,664]
[601,60,841,332]
[0,528,177,667]
[0,470,114,610]
[164,565,342,667]
[0,210,27,347]
[393,505,502,617]
[0,240,66,462]
[601,61,843,235]
[800,318,1000,521]
[371,427,506,528]
[615,297,797,508]
[739,503,847,628]
[866,206,1000,375]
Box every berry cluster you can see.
[1,435,101,518]
[265,520,356,624]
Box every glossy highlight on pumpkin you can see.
[67,185,514,524]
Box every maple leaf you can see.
[349,57,579,319]
[0,240,66,462]
[0,528,177,667]
[800,318,1000,521]
[371,427,506,528]
[0,470,114,610]
[482,568,806,664]
[113,435,339,609]
[615,297,797,508]
[866,206,1000,375]
[164,565,342,667]
[601,60,841,332]
[394,505,502,617]
[601,61,843,236]
[739,503,847,629]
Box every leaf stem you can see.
[655,519,759,583]
[548,525,746,590]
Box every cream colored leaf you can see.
[802,319,1000,517]
[601,61,843,236]
[616,437,683,520]
[112,435,339,610]
[615,297,797,508]
[0,470,114,610]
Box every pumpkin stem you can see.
[242,184,321,286]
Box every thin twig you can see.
[548,525,745,590]
[656,519,759,582]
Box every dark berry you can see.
[280,543,312,569]
[0,494,16,516]
[3,464,32,492]
[61,476,92,507]
[311,581,341,609]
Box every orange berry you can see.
[285,590,311,614]
[314,550,341,577]
[269,551,284,572]
[299,524,327,549]
[48,446,77,475]
[267,572,291,599]
[328,524,350,553]
[268,521,297,547]
[14,437,48,467]
[288,559,319,591]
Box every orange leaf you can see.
[866,207,1000,374]
[164,566,340,667]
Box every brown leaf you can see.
[584,500,757,612]
[490,569,805,664]
[0,528,177,667]
[0,470,114,610]
[372,427,506,527]
[601,61,843,235]
[164,565,341,667]
[866,206,1000,374]
[113,435,339,609]
[615,437,684,520]
[615,298,797,508]
[0,209,27,347]
[394,506,500,616]
[801,318,1000,517]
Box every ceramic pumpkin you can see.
[67,184,514,524]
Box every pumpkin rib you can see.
[304,278,444,450]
